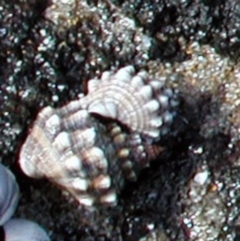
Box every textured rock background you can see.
[1,0,240,240]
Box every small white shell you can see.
[3,218,51,241]
[0,164,19,226]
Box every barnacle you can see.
[18,66,179,206]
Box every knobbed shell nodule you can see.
[19,66,179,207]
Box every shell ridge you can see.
[86,67,167,138]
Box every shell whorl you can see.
[0,164,19,226]
[19,105,117,206]
[81,66,178,139]
[18,66,179,206]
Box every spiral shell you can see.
[0,164,19,226]
[3,218,51,241]
[18,66,179,206]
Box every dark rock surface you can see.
[1,0,240,240]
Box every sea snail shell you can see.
[3,218,51,241]
[0,164,19,226]
[18,66,179,207]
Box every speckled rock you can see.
[1,0,240,241]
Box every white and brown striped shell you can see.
[18,66,179,207]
